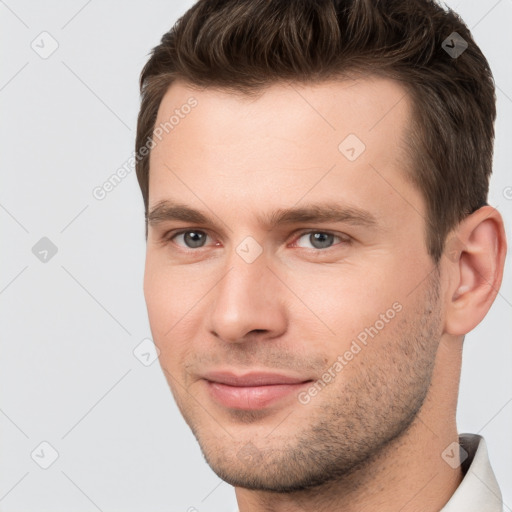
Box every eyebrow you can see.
[146,200,378,230]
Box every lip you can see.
[202,371,313,410]
[203,370,310,386]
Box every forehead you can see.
[147,76,420,227]
[153,75,412,137]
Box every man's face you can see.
[143,77,444,491]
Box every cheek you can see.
[280,262,403,343]
[144,271,200,385]
[143,255,205,351]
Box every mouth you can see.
[201,370,313,410]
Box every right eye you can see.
[166,229,214,249]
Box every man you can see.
[135,0,507,510]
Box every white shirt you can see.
[441,433,502,511]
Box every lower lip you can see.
[205,381,310,410]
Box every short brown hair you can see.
[135,0,496,261]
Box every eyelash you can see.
[162,228,351,251]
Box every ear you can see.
[443,206,507,336]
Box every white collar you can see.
[440,434,502,512]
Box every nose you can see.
[207,245,288,344]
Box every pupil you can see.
[311,233,332,249]
[185,231,205,248]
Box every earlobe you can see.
[444,206,507,336]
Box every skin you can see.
[143,77,506,511]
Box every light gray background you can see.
[1,1,511,511]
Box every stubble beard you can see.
[170,272,442,493]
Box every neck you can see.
[235,339,464,512]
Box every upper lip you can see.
[202,371,312,387]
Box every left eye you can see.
[171,230,211,249]
[293,231,344,250]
